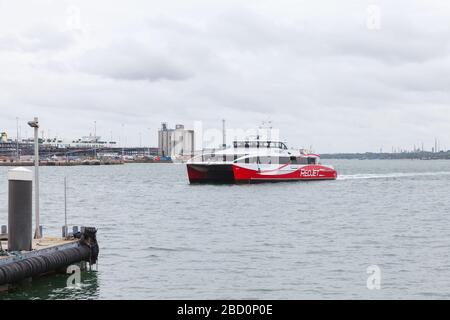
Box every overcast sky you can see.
[0,0,449,152]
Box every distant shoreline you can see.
[321,152,450,160]
[0,159,173,166]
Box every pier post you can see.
[8,167,33,252]
[62,226,67,238]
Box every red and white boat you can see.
[187,139,337,183]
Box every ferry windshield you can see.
[236,156,296,164]
[194,153,242,163]
[233,141,288,149]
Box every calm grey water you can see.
[1,159,450,300]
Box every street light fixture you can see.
[27,117,41,239]
[27,119,39,128]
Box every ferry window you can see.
[223,154,232,162]
[290,156,297,164]
[237,155,250,163]
[258,141,267,148]
[259,156,272,164]
[233,142,237,148]
[279,157,290,164]
[234,154,238,161]
[307,157,316,164]
[269,142,280,149]
[244,142,249,148]
[299,157,309,164]
[245,156,259,163]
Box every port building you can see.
[158,123,194,160]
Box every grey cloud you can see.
[79,40,193,82]
[206,7,450,66]
[0,24,75,52]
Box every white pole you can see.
[33,117,41,239]
[64,176,67,237]
[94,120,97,159]
[121,124,125,159]
[222,119,226,149]
[16,117,19,161]
[147,127,151,156]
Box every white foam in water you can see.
[338,171,450,180]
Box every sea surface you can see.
[1,159,450,300]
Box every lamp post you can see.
[121,123,125,159]
[222,119,226,149]
[27,117,41,239]
[147,127,151,156]
[94,120,97,159]
[16,117,19,161]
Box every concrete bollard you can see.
[8,167,33,251]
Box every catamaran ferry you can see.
[186,139,337,183]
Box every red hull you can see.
[232,165,337,183]
[187,164,235,183]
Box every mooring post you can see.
[62,226,67,238]
[8,167,33,252]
